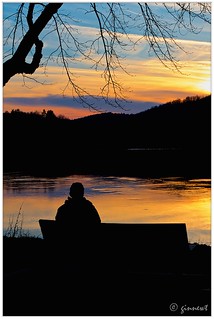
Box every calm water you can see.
[3,173,211,244]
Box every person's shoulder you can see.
[83,198,95,207]
[58,198,71,210]
[83,197,92,204]
[64,198,72,205]
[57,203,65,212]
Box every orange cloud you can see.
[3,36,211,116]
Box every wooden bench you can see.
[39,220,189,274]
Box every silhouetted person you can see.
[56,182,101,225]
[55,182,101,264]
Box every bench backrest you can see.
[39,219,189,273]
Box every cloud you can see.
[3,4,211,118]
[44,24,211,73]
[3,94,158,117]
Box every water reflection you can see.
[3,174,211,244]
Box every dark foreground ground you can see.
[3,237,211,316]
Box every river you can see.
[3,173,211,244]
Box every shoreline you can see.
[3,235,211,273]
[3,235,211,316]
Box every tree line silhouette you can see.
[3,95,211,177]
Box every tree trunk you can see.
[3,3,63,86]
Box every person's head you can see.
[69,182,84,199]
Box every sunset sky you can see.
[3,2,211,119]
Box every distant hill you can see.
[70,95,211,149]
[3,95,211,177]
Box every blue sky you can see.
[3,2,212,119]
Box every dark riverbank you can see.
[3,95,211,179]
[3,148,211,179]
[3,95,211,314]
[3,236,211,316]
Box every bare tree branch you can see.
[3,3,62,86]
[3,2,211,108]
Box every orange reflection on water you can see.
[94,183,211,244]
[3,176,211,244]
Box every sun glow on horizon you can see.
[3,32,211,118]
[3,0,211,120]
[196,79,211,94]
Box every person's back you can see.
[55,182,101,256]
[56,195,101,225]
